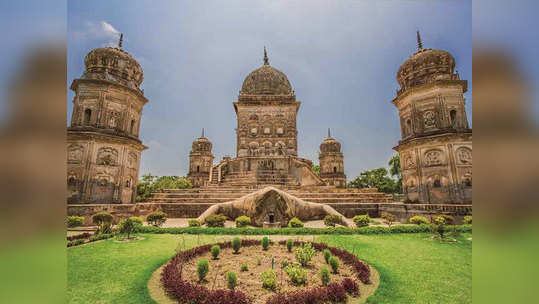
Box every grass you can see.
[67,233,471,303]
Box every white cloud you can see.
[71,20,121,47]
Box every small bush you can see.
[328,256,340,274]
[67,216,84,228]
[294,242,316,267]
[285,263,307,285]
[463,215,472,224]
[211,245,221,259]
[240,263,248,272]
[92,212,114,234]
[438,214,455,225]
[261,236,270,250]
[324,214,344,227]
[409,215,429,225]
[197,258,209,282]
[320,266,330,286]
[232,237,241,254]
[205,214,227,227]
[352,214,370,228]
[226,271,238,290]
[288,217,304,228]
[342,278,360,296]
[323,249,331,263]
[188,219,201,227]
[118,216,143,239]
[235,215,251,228]
[432,215,447,239]
[261,269,276,291]
[280,259,289,269]
[381,212,396,227]
[286,239,293,252]
[146,211,167,227]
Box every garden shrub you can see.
[226,271,238,290]
[118,216,143,239]
[432,215,447,239]
[67,239,85,247]
[286,239,293,252]
[328,256,340,274]
[67,232,92,241]
[67,216,84,228]
[232,237,241,254]
[261,269,276,291]
[287,217,304,228]
[409,215,429,225]
[285,263,307,285]
[261,236,270,250]
[280,259,289,269]
[197,258,209,282]
[235,215,251,228]
[205,214,227,227]
[324,214,344,227]
[211,245,221,259]
[92,212,113,234]
[438,214,455,225]
[352,214,369,228]
[188,219,201,227]
[240,263,248,272]
[381,212,396,227]
[146,211,167,227]
[323,249,331,263]
[294,242,316,266]
[463,215,472,224]
[341,278,359,296]
[320,266,330,286]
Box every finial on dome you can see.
[201,128,205,138]
[328,128,331,138]
[416,31,423,51]
[118,33,123,49]
[263,46,269,65]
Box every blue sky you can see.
[67,0,472,179]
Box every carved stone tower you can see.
[393,32,472,204]
[187,129,214,187]
[319,129,346,188]
[234,47,300,158]
[67,34,148,204]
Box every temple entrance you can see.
[268,213,275,223]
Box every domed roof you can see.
[239,47,293,96]
[397,32,456,91]
[191,129,212,153]
[82,34,144,90]
[320,129,341,153]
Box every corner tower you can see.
[319,129,346,188]
[67,34,148,204]
[393,32,472,204]
[187,129,214,187]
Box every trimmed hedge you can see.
[67,233,114,247]
[137,224,471,235]
[205,214,227,227]
[323,214,344,227]
[67,216,84,228]
[288,217,304,228]
[352,215,370,228]
[235,216,251,228]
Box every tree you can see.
[388,154,402,194]
[347,168,399,194]
[312,164,320,176]
[136,174,192,201]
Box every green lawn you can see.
[67,233,471,304]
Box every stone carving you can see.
[96,147,118,166]
[128,152,137,169]
[424,149,443,167]
[68,144,84,164]
[423,111,436,129]
[404,154,416,169]
[456,147,472,165]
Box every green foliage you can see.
[294,242,316,266]
[323,214,344,227]
[92,212,113,234]
[232,237,242,254]
[288,217,304,228]
[328,256,340,274]
[188,219,201,227]
[235,215,251,227]
[240,263,249,272]
[136,174,192,202]
[205,214,227,227]
[432,216,447,239]
[118,217,143,239]
[285,263,307,285]
[226,271,238,290]
[261,236,270,250]
[197,258,209,282]
[463,216,472,225]
[261,269,276,291]
[210,245,220,259]
[280,259,289,269]
[146,211,167,227]
[352,214,370,228]
[67,239,85,247]
[67,216,84,228]
[347,167,400,194]
[320,266,331,286]
[323,249,331,263]
[388,154,402,194]
[88,233,113,242]
[438,214,455,225]
[409,215,430,225]
[312,164,320,176]
[286,239,293,252]
[381,212,396,227]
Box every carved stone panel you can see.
[96,147,118,166]
[423,149,444,167]
[68,144,84,164]
[456,147,472,165]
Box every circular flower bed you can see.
[161,239,375,304]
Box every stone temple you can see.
[67,34,472,225]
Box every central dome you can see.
[240,48,293,96]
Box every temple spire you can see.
[328,128,331,138]
[416,30,423,51]
[201,128,205,138]
[118,33,123,49]
[263,46,269,65]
